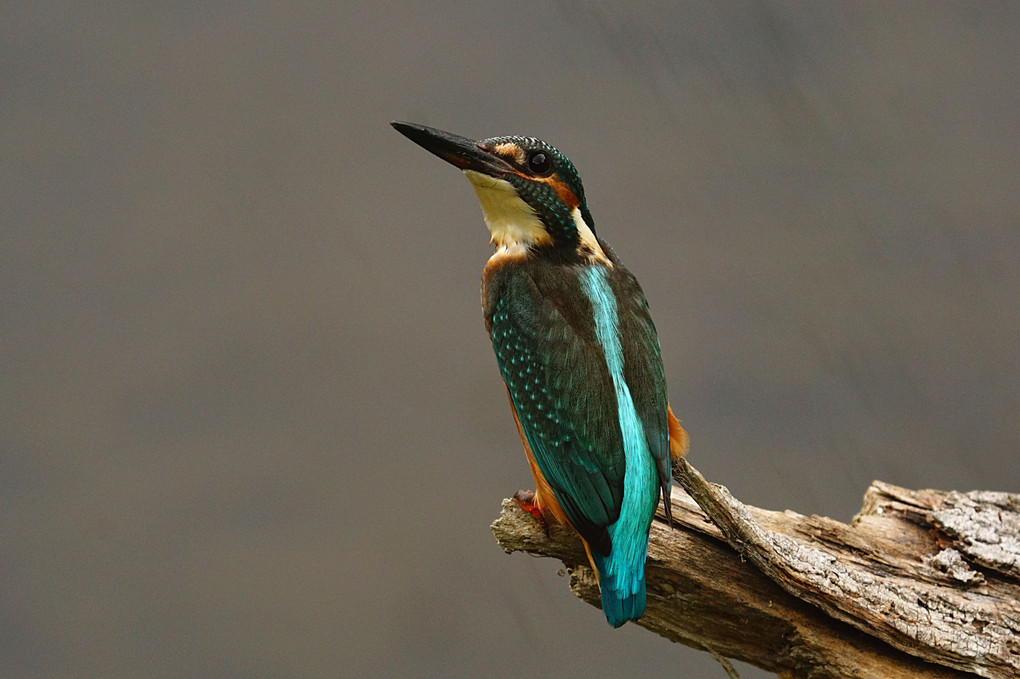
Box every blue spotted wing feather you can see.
[486,261,626,555]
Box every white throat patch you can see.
[464,169,611,265]
[464,170,550,256]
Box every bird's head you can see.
[392,122,605,261]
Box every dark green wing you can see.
[487,263,625,555]
[608,261,672,509]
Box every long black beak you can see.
[391,121,514,178]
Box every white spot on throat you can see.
[464,169,610,264]
[465,170,549,257]
[572,206,611,266]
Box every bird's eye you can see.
[527,151,552,175]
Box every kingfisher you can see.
[392,122,688,627]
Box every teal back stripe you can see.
[577,266,657,595]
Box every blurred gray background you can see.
[2,2,1017,678]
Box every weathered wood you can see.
[491,460,1020,678]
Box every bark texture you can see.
[490,458,1020,678]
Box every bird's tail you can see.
[591,550,647,628]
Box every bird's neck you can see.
[465,170,611,267]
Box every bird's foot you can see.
[513,489,548,534]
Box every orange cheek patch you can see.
[544,176,579,209]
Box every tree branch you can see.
[491,458,1020,678]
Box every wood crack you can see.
[491,458,1020,678]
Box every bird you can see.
[392,121,688,627]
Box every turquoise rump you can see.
[392,121,688,627]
